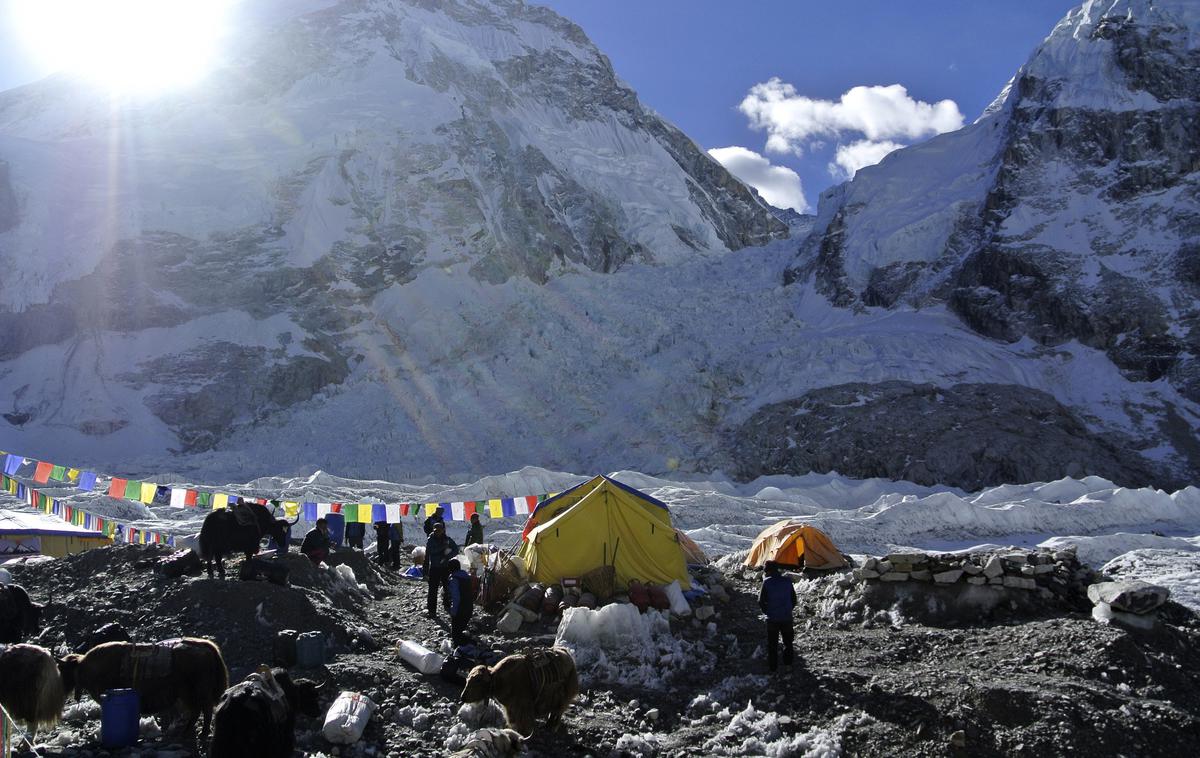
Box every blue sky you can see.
[536,0,1079,211]
[0,0,1079,210]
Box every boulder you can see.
[966,576,986,586]
[933,569,963,584]
[495,609,523,634]
[983,556,1004,578]
[880,572,909,582]
[962,563,983,576]
[856,569,881,580]
[1086,581,1170,615]
[910,570,932,582]
[884,552,928,565]
[1092,601,1160,631]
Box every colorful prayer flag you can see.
[2,455,21,475]
[197,492,212,507]
[108,478,128,498]
[464,501,477,519]
[501,498,516,517]
[169,488,187,507]
[213,493,229,510]
[49,464,66,481]
[372,504,387,523]
[140,482,157,504]
[302,502,318,520]
[66,468,80,484]
[184,490,198,507]
[33,461,52,483]
[342,504,358,522]
[357,504,373,524]
[126,480,142,499]
[79,471,98,491]
[386,504,401,522]
[450,502,465,521]
[488,499,503,518]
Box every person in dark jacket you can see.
[300,519,332,565]
[423,506,446,537]
[758,561,798,672]
[345,521,365,550]
[446,558,475,645]
[465,513,484,547]
[388,523,403,568]
[422,521,459,618]
[373,521,391,566]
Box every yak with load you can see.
[198,500,298,579]
[209,666,323,758]
[57,637,229,742]
[0,583,43,644]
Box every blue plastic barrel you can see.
[101,688,140,748]
[324,513,346,547]
[295,631,326,668]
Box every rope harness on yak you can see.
[123,640,181,686]
[525,649,568,701]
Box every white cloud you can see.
[738,78,964,157]
[828,139,905,180]
[708,146,810,213]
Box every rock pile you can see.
[818,546,1106,626]
[853,546,1101,601]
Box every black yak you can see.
[461,647,578,737]
[0,644,65,738]
[0,584,42,644]
[57,637,229,741]
[208,667,322,758]
[198,500,298,579]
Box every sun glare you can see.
[12,0,235,93]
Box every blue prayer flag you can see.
[3,455,21,475]
[372,503,387,522]
[501,498,516,517]
[78,471,98,491]
[302,502,318,520]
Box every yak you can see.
[198,500,298,579]
[0,643,65,739]
[0,583,43,644]
[208,666,322,758]
[57,637,229,742]
[461,647,578,737]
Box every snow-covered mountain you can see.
[0,0,1196,490]
[771,0,1200,486]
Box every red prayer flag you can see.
[33,461,52,483]
[464,501,476,519]
[108,478,128,498]
[400,503,410,516]
[331,503,342,513]
[184,490,198,507]
[525,495,539,509]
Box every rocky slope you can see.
[782,0,1200,482]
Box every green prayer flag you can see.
[49,465,66,481]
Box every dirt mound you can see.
[10,545,390,677]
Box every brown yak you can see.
[461,647,578,737]
[57,637,228,741]
[0,643,65,740]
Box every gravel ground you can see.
[6,545,1200,757]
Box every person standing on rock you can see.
[423,506,446,537]
[301,518,333,565]
[759,561,797,673]
[423,520,459,619]
[446,558,475,645]
[465,513,484,547]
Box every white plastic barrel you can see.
[397,640,444,675]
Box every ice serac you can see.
[0,0,785,455]
[784,0,1200,479]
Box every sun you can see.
[11,0,235,94]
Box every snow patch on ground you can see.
[703,704,871,758]
[554,604,715,689]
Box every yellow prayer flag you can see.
[425,503,438,516]
[283,501,299,518]
[488,499,503,518]
[140,482,156,503]
[213,493,229,510]
[66,468,81,483]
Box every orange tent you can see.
[744,521,846,570]
[675,529,709,565]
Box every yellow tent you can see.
[0,510,113,558]
[516,475,691,590]
[744,521,846,570]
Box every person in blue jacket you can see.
[446,558,475,645]
[758,561,798,672]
